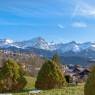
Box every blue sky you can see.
[0,0,95,43]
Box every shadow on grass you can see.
[14,88,36,93]
[0,88,36,94]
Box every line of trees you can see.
[35,53,95,95]
[0,53,95,94]
[0,54,67,92]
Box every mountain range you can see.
[0,37,95,66]
[1,37,95,52]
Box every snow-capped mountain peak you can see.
[13,37,50,50]
[4,39,13,44]
[56,41,80,52]
[29,37,50,50]
[0,37,95,53]
[0,38,14,47]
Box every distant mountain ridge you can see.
[1,37,95,53]
[0,37,95,66]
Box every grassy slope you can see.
[23,76,36,90]
[40,85,84,95]
[13,76,84,95]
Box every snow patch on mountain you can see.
[52,41,80,53]
[0,37,95,53]
[14,37,50,50]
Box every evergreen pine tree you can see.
[84,65,95,95]
[35,58,66,90]
[52,53,60,64]
[0,59,27,92]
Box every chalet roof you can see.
[73,67,84,72]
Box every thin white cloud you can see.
[57,24,64,29]
[0,19,38,26]
[72,22,87,28]
[72,1,95,17]
[0,0,66,18]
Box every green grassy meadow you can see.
[12,76,84,95]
